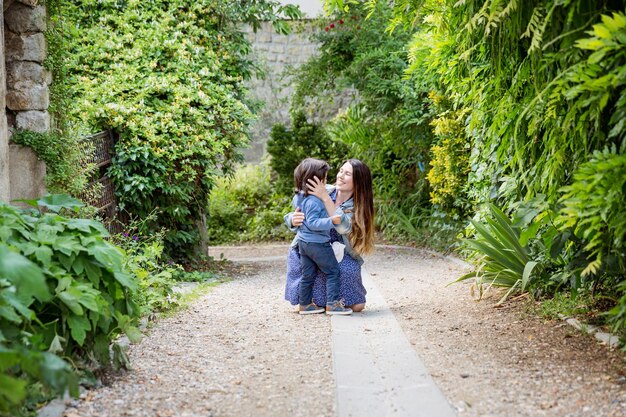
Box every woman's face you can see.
[336,162,354,193]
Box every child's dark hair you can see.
[294,158,330,196]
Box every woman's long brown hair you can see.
[346,159,374,255]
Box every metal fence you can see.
[78,130,124,233]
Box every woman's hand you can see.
[306,176,327,200]
[291,207,305,227]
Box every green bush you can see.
[61,0,300,259]
[0,195,139,416]
[457,204,541,303]
[111,222,181,317]
[266,112,349,195]
[208,162,293,244]
[559,147,626,278]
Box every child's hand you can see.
[331,215,341,225]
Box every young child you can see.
[293,158,352,315]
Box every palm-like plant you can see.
[456,204,540,303]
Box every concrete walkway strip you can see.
[332,268,457,417]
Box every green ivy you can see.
[10,130,90,195]
[60,0,301,259]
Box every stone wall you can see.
[242,21,318,163]
[243,20,354,163]
[3,0,48,202]
[5,0,50,132]
[0,3,9,201]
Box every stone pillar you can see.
[0,3,10,202]
[4,0,49,202]
[5,1,50,131]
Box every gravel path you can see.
[368,246,626,417]
[65,260,334,417]
[63,244,626,417]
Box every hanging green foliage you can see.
[558,146,626,277]
[322,0,626,332]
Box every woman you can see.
[284,159,375,312]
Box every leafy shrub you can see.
[208,162,293,244]
[392,206,462,252]
[61,0,300,259]
[171,270,218,283]
[112,225,181,317]
[327,106,432,240]
[558,147,626,278]
[0,195,139,416]
[427,104,471,215]
[266,112,349,195]
[457,204,541,303]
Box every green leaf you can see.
[3,290,35,321]
[112,343,131,371]
[39,352,78,397]
[37,194,84,213]
[113,271,138,292]
[67,314,91,346]
[521,261,538,291]
[67,218,108,235]
[83,260,102,286]
[93,334,111,367]
[89,243,125,271]
[48,334,65,353]
[124,326,143,344]
[53,235,83,256]
[72,255,86,275]
[0,305,21,323]
[0,374,27,406]
[0,244,51,304]
[34,245,53,265]
[58,290,84,316]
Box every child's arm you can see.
[333,208,351,234]
[303,200,335,232]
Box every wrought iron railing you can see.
[78,130,124,233]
